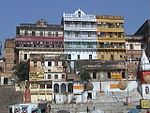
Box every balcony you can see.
[97,45,126,51]
[97,37,125,43]
[44,66,64,73]
[64,25,96,31]
[64,44,97,49]
[16,47,64,52]
[64,36,97,41]
[30,88,52,92]
[63,15,96,22]
[97,27,124,32]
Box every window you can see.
[101,55,104,60]
[14,60,16,64]
[75,32,79,37]
[55,32,58,37]
[77,55,80,60]
[108,72,111,79]
[89,55,92,60]
[48,74,51,79]
[32,31,35,36]
[24,54,27,60]
[34,61,37,67]
[19,30,24,36]
[55,61,58,66]
[68,83,73,93]
[48,32,52,36]
[120,55,123,60]
[68,54,71,60]
[40,31,43,36]
[82,22,86,27]
[31,84,38,89]
[48,61,51,66]
[40,84,45,89]
[78,11,81,17]
[122,72,125,79]
[145,86,149,94]
[62,74,65,79]
[55,75,58,79]
[25,30,28,36]
[54,84,59,93]
[130,44,133,50]
[93,72,96,79]
[88,32,91,37]
[47,84,52,89]
[110,54,114,60]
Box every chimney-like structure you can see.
[24,81,31,103]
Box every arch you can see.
[54,83,59,93]
[61,83,66,93]
[78,11,81,17]
[145,86,149,94]
[68,83,73,93]
[122,72,125,79]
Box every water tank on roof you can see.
[84,82,94,91]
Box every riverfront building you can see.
[62,9,97,60]
[15,19,65,102]
[125,35,143,80]
[16,19,64,62]
[96,15,125,60]
[29,54,67,102]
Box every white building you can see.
[62,9,97,61]
[44,54,67,81]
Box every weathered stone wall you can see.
[0,85,23,113]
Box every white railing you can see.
[64,26,96,31]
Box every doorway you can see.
[87,92,92,99]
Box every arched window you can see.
[54,83,59,93]
[61,83,66,93]
[78,11,81,18]
[145,86,149,94]
[68,83,73,93]
[122,72,125,79]
[108,72,111,79]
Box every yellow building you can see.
[96,15,126,60]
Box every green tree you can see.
[13,61,29,82]
[80,70,91,82]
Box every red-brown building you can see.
[15,19,64,62]
[4,38,18,75]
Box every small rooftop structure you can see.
[140,49,150,71]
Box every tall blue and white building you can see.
[62,9,97,61]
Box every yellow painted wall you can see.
[97,51,125,60]
[96,15,125,60]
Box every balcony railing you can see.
[64,36,97,41]
[97,46,126,50]
[97,37,125,42]
[97,27,124,32]
[64,25,96,31]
